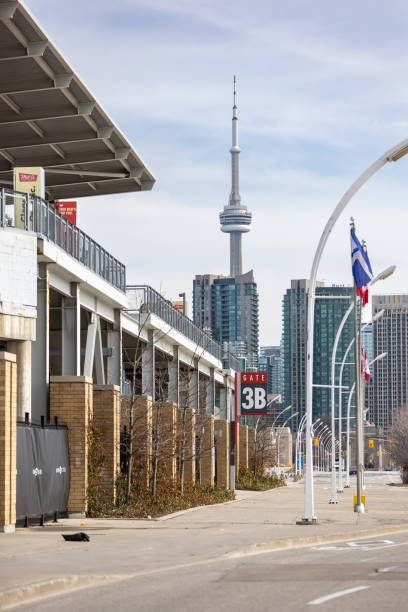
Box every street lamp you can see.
[337,306,387,493]
[320,429,332,471]
[295,414,307,476]
[344,351,387,488]
[302,139,408,523]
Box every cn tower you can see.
[219,76,252,276]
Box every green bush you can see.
[236,467,286,491]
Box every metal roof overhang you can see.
[0,0,155,200]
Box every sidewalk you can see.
[1,480,407,608]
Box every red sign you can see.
[54,201,77,226]
[19,173,38,182]
[241,372,267,384]
[239,371,268,415]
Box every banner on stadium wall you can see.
[13,167,45,229]
[54,201,77,226]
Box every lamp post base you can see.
[296,518,319,525]
[354,503,365,513]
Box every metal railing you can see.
[0,188,126,292]
[126,285,241,370]
[222,352,241,372]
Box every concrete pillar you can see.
[31,262,49,422]
[205,368,215,415]
[8,340,31,420]
[199,414,215,485]
[0,352,17,533]
[239,424,249,473]
[62,283,80,376]
[50,376,93,516]
[214,419,229,488]
[189,358,199,412]
[219,388,228,420]
[84,313,105,384]
[142,329,155,401]
[107,309,122,387]
[168,345,179,405]
[93,385,120,502]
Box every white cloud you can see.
[24,0,408,342]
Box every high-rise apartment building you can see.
[193,271,259,369]
[370,295,408,431]
[192,78,259,369]
[259,346,281,395]
[282,280,355,430]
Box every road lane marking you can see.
[368,566,398,576]
[308,585,369,605]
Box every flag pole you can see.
[351,217,365,513]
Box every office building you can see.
[370,295,408,431]
[282,280,355,430]
[193,271,259,369]
[259,346,281,395]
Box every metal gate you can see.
[16,422,70,524]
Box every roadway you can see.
[2,471,407,612]
[15,530,408,611]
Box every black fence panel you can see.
[16,424,70,521]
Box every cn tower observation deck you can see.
[219,77,252,277]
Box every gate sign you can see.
[240,372,267,415]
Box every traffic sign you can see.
[239,372,267,415]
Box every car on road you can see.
[349,466,357,475]
[384,466,393,471]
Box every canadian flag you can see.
[361,347,370,381]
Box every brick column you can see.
[152,402,177,479]
[50,376,93,516]
[0,353,17,533]
[214,419,229,488]
[93,385,120,502]
[239,424,249,473]
[178,407,195,485]
[199,414,214,485]
[248,427,256,471]
[121,395,153,489]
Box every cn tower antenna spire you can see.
[219,75,252,277]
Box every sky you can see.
[25,0,408,344]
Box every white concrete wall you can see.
[0,229,37,318]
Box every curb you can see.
[1,525,408,608]
[0,574,129,610]
[226,524,408,558]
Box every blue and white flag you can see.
[350,228,373,300]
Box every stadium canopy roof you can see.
[0,0,155,200]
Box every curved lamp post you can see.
[344,351,387,487]
[302,139,408,522]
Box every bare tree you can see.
[252,421,275,473]
[390,408,408,483]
